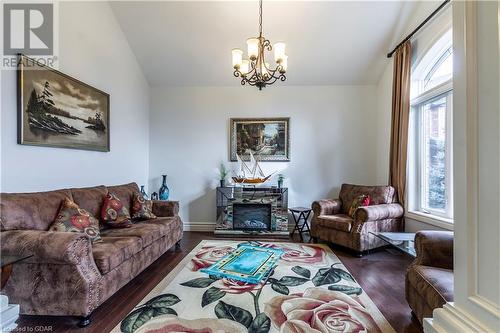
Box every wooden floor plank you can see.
[13,232,422,333]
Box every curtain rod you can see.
[387,0,450,58]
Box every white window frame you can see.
[410,82,453,219]
[408,32,454,226]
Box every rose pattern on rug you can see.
[116,241,395,333]
[264,288,381,333]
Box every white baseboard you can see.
[183,222,216,232]
[423,303,492,333]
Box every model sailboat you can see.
[232,152,273,184]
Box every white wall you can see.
[149,86,378,225]
[375,1,452,232]
[0,2,150,192]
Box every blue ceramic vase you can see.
[140,185,148,199]
[159,175,170,200]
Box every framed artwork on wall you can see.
[18,54,110,152]
[230,117,290,162]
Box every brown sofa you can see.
[311,183,404,254]
[406,231,454,324]
[0,182,183,326]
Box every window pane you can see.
[424,48,453,91]
[422,96,448,211]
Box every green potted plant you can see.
[277,174,285,188]
[219,163,229,187]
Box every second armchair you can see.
[311,183,404,255]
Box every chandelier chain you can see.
[259,0,263,37]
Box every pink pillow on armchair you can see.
[348,194,371,218]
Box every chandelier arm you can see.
[246,70,259,82]
[264,76,279,85]
[263,39,272,51]
[265,67,284,80]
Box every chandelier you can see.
[231,0,287,90]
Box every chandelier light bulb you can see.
[274,42,286,63]
[280,55,288,73]
[246,38,259,61]
[240,60,250,75]
[232,49,243,69]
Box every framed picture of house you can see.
[18,54,110,152]
[230,117,290,162]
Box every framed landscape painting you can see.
[18,54,110,152]
[230,117,290,161]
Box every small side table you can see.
[289,207,312,241]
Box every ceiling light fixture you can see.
[231,0,287,90]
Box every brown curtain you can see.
[389,40,412,213]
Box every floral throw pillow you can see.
[49,198,101,243]
[131,192,157,220]
[101,192,132,228]
[348,194,371,218]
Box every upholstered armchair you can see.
[406,231,454,324]
[311,183,404,255]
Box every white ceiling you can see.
[110,1,419,86]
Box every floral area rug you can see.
[112,240,396,333]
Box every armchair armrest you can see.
[414,231,453,269]
[312,199,342,216]
[152,200,179,217]
[0,230,92,265]
[354,203,404,222]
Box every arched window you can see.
[408,29,453,221]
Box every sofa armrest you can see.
[354,203,404,222]
[414,231,453,269]
[152,200,179,217]
[0,230,92,265]
[311,199,342,217]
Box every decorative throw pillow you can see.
[49,198,102,242]
[131,192,157,220]
[348,194,371,218]
[101,192,132,228]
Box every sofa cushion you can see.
[49,198,101,243]
[1,189,73,231]
[131,193,157,221]
[99,217,179,248]
[101,192,132,228]
[92,236,143,274]
[70,185,107,220]
[107,183,140,213]
[316,214,353,232]
[339,184,396,214]
[407,265,454,311]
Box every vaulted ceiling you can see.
[110,1,423,86]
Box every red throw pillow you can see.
[101,192,132,228]
[131,192,157,220]
[49,198,101,243]
[348,194,371,218]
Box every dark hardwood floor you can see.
[15,232,422,333]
